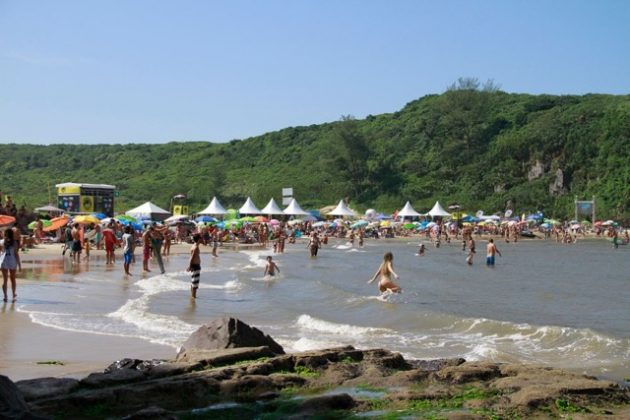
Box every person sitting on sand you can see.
[0,227,21,302]
[368,252,401,294]
[264,256,280,277]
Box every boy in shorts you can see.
[122,226,134,276]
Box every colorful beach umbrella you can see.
[28,219,53,229]
[116,215,138,223]
[43,216,70,232]
[351,220,368,229]
[195,215,217,223]
[73,215,100,225]
[0,215,16,227]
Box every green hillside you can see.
[2,86,629,220]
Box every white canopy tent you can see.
[239,197,261,215]
[198,197,227,215]
[283,198,310,216]
[261,198,285,215]
[126,201,171,221]
[397,201,422,218]
[34,204,66,214]
[327,200,355,217]
[427,201,452,218]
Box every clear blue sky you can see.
[1,0,629,144]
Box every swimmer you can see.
[368,252,401,294]
[264,256,280,277]
[417,243,425,256]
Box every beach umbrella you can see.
[73,215,100,225]
[368,221,380,228]
[28,220,53,229]
[0,215,16,227]
[312,221,327,227]
[214,221,226,229]
[380,220,391,227]
[195,215,217,223]
[403,223,416,230]
[255,216,269,223]
[92,212,107,220]
[116,215,138,223]
[571,224,581,229]
[269,219,280,226]
[43,215,70,232]
[287,219,303,226]
[581,220,592,225]
[541,222,551,229]
[426,222,437,228]
[351,220,368,229]
[239,216,257,223]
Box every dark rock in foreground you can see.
[12,318,630,419]
[176,317,285,360]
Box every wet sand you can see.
[1,242,262,381]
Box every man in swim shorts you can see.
[486,238,501,266]
[122,225,134,276]
[264,256,280,277]
[187,233,201,298]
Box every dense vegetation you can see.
[2,82,629,220]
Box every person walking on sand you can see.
[122,225,134,276]
[368,252,401,294]
[1,227,21,302]
[264,255,280,278]
[486,238,502,266]
[187,233,201,298]
[466,237,476,265]
[142,227,152,272]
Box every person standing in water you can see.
[187,233,201,298]
[264,256,280,277]
[466,237,476,265]
[1,227,21,302]
[368,252,401,294]
[307,232,320,257]
[122,225,134,276]
[486,238,502,266]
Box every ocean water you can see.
[14,239,630,381]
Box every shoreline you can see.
[4,238,626,383]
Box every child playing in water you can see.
[264,256,280,277]
[368,252,401,294]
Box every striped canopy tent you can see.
[261,198,284,215]
[198,197,228,215]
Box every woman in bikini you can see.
[368,252,401,294]
[1,227,21,302]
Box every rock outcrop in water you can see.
[11,318,630,419]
